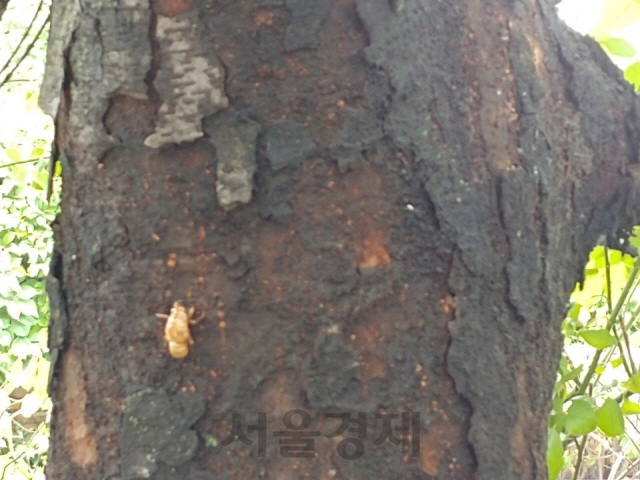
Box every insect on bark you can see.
[156,301,203,359]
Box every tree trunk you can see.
[41,0,640,479]
[0,0,8,23]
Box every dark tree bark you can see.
[41,0,640,479]
[0,1,7,23]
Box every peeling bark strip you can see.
[60,352,97,468]
[40,0,152,186]
[40,0,151,117]
[203,110,259,209]
[144,12,229,148]
[39,0,79,118]
[43,0,640,479]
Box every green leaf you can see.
[0,330,11,347]
[578,329,617,349]
[36,314,48,327]
[560,365,583,383]
[19,299,39,317]
[553,392,564,417]
[10,339,42,359]
[6,301,21,320]
[5,146,23,162]
[624,62,640,91]
[590,0,640,37]
[17,284,38,299]
[609,260,631,297]
[623,372,640,393]
[611,357,624,368]
[2,231,15,244]
[596,398,625,437]
[623,253,636,271]
[567,303,581,320]
[565,398,597,436]
[549,411,565,432]
[10,319,31,337]
[599,37,637,58]
[19,392,43,418]
[609,249,624,264]
[591,245,606,268]
[622,398,640,414]
[10,163,29,186]
[33,166,47,191]
[29,146,44,159]
[547,428,563,480]
[29,325,44,337]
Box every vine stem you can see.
[572,436,588,480]
[574,255,640,397]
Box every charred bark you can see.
[41,0,640,479]
[0,0,8,22]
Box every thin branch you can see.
[615,455,640,480]
[614,420,640,479]
[0,157,46,169]
[612,325,633,377]
[572,436,588,480]
[0,0,44,80]
[0,422,44,480]
[605,246,613,313]
[574,256,640,397]
[624,276,640,331]
[0,11,50,91]
[620,265,640,374]
[619,313,636,375]
[604,248,633,375]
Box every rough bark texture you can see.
[0,0,8,23]
[42,0,640,479]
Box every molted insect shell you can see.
[168,341,189,359]
[165,304,193,343]
[157,300,199,359]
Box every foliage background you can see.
[0,1,639,479]
[548,3,640,480]
[0,1,54,478]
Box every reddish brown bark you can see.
[43,1,640,479]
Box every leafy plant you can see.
[590,0,640,92]
[549,236,640,480]
[0,124,57,480]
[0,1,55,478]
[558,0,640,92]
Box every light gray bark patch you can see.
[97,5,151,98]
[39,0,80,117]
[120,389,205,480]
[40,1,151,116]
[284,0,330,52]
[67,16,118,159]
[264,120,315,171]
[203,111,260,210]
[41,1,152,169]
[144,12,229,149]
